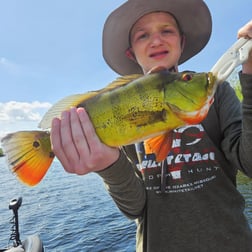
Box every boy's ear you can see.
[125,48,137,62]
[180,35,186,52]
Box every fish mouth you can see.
[207,72,217,97]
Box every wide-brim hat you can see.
[102,0,212,75]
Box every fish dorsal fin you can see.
[105,74,143,90]
[147,66,167,74]
[144,132,173,162]
[38,93,95,129]
[39,74,143,129]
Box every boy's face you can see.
[129,12,184,74]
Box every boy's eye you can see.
[162,29,175,35]
[138,33,148,40]
[163,29,171,33]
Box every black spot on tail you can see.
[33,141,40,148]
[49,152,55,158]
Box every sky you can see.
[0,0,251,141]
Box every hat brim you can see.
[102,0,212,75]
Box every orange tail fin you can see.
[1,131,54,186]
[144,132,173,162]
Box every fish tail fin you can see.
[1,130,54,186]
[144,132,173,162]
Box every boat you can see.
[0,197,45,252]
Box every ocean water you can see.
[0,158,251,252]
[0,159,136,251]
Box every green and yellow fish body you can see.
[40,70,214,145]
[1,68,215,186]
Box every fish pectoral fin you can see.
[144,132,173,162]
[1,131,54,186]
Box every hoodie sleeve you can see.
[97,148,146,219]
[220,72,252,178]
[238,72,252,177]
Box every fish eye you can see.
[182,73,193,82]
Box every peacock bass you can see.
[1,67,215,186]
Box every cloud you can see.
[0,101,52,142]
[0,101,52,122]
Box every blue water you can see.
[0,159,136,251]
[0,158,251,251]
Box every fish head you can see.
[163,71,216,123]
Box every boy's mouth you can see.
[149,50,169,58]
